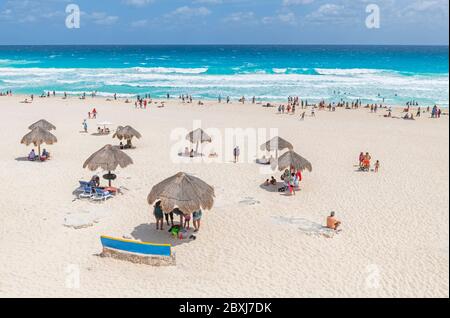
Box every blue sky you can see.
[0,0,448,45]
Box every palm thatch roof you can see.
[21,127,57,147]
[28,119,56,131]
[113,125,142,140]
[186,128,212,144]
[260,136,293,152]
[147,172,215,215]
[278,150,312,172]
[83,144,133,171]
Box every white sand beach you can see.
[0,95,448,298]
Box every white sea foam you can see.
[0,66,448,104]
[273,68,287,74]
[315,68,387,76]
[0,59,41,66]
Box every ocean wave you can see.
[0,59,41,66]
[0,66,447,105]
[273,68,287,74]
[314,68,391,76]
[132,67,208,74]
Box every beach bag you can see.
[169,225,180,237]
[178,229,189,240]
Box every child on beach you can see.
[184,214,191,229]
[374,160,380,173]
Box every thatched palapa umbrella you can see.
[28,119,56,131]
[260,136,293,159]
[186,128,211,155]
[113,125,142,148]
[147,172,215,215]
[21,127,57,156]
[83,144,133,186]
[278,150,312,172]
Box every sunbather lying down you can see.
[256,155,273,165]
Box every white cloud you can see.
[166,6,211,18]
[399,0,449,18]
[131,19,148,27]
[123,0,154,7]
[283,0,314,6]
[84,12,119,25]
[0,0,66,23]
[223,11,257,24]
[304,3,351,24]
[193,0,223,4]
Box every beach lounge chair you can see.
[78,186,94,199]
[91,188,113,202]
[76,181,90,193]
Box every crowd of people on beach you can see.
[0,90,13,96]
[263,168,303,195]
[153,201,202,239]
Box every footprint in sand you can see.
[238,197,260,205]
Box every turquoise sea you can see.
[0,45,448,106]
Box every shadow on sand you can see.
[131,223,196,247]
[15,157,47,162]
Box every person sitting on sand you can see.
[264,179,270,186]
[41,148,50,159]
[326,211,341,230]
[119,142,124,150]
[28,149,37,161]
[270,176,277,185]
[153,201,164,230]
[90,175,100,188]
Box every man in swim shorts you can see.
[326,211,341,230]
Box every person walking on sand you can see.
[326,211,341,231]
[82,119,88,133]
[233,146,240,163]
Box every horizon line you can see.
[0,43,449,47]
